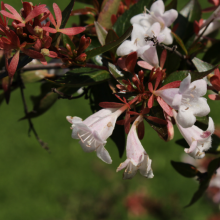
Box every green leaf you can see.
[172,31,188,55]
[94,21,108,46]
[163,66,218,85]
[20,83,79,119]
[21,70,48,83]
[171,161,198,178]
[54,67,111,87]
[86,26,133,59]
[203,41,220,65]
[62,34,75,50]
[52,0,75,46]
[97,0,121,29]
[165,0,177,10]
[192,57,214,74]
[113,0,154,37]
[146,105,168,141]
[108,62,133,86]
[186,157,220,207]
[180,0,201,22]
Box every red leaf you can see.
[194,21,200,35]
[99,102,124,108]
[116,119,125,125]
[160,49,167,69]
[59,27,86,35]
[148,82,154,93]
[137,120,145,140]
[142,107,150,115]
[137,61,153,70]
[6,50,20,78]
[48,11,57,28]
[22,49,44,59]
[210,75,220,91]
[125,51,137,73]
[208,94,220,100]
[148,94,154,108]
[157,97,173,117]
[154,71,162,90]
[208,0,219,6]
[124,112,130,134]
[48,51,57,58]
[43,36,52,48]
[25,5,48,23]
[3,4,23,22]
[34,39,42,51]
[158,81,181,90]
[146,116,167,125]
[42,26,57,33]
[53,3,62,28]
[111,14,117,26]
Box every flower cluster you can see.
[0,2,87,78]
[116,0,178,68]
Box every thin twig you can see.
[51,88,86,99]
[18,71,49,151]
[145,36,193,67]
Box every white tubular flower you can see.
[66,107,127,164]
[116,115,154,179]
[137,22,165,67]
[173,110,214,159]
[154,74,210,128]
[130,0,178,45]
[116,23,146,56]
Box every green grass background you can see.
[1,0,220,219]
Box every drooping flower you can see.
[116,115,154,179]
[66,105,129,164]
[154,74,210,128]
[173,110,214,159]
[130,0,178,45]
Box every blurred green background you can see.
[1,0,220,219]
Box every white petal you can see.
[157,33,165,43]
[189,79,207,97]
[179,74,191,94]
[207,117,215,134]
[137,45,151,57]
[96,145,112,164]
[162,9,178,27]
[131,24,146,46]
[130,14,153,29]
[200,20,220,36]
[146,22,161,37]
[66,116,82,124]
[83,109,114,126]
[184,140,197,153]
[139,154,154,178]
[140,46,159,67]
[172,93,182,107]
[116,159,130,172]
[191,97,210,117]
[150,0,165,16]
[116,40,138,56]
[123,161,138,179]
[177,105,196,128]
[79,140,96,152]
[160,27,173,45]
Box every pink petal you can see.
[148,82,154,93]
[7,50,20,78]
[48,12,57,28]
[148,95,154,108]
[3,4,23,21]
[34,39,42,51]
[53,3,62,28]
[158,81,181,90]
[48,51,57,58]
[209,94,220,100]
[59,27,86,35]
[137,61,153,70]
[25,4,48,23]
[42,26,57,33]
[0,10,22,22]
[157,97,173,116]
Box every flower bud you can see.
[78,35,91,54]
[75,53,87,62]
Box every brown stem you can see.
[145,36,193,67]
[18,71,49,151]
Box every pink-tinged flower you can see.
[42,3,85,35]
[173,110,214,159]
[117,115,154,179]
[0,4,48,27]
[155,74,210,128]
[66,106,128,164]
[130,0,178,45]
